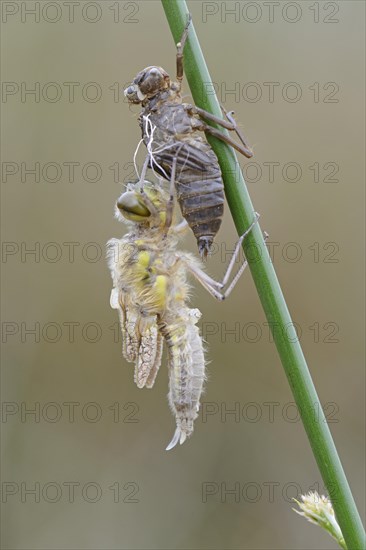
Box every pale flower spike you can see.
[293,491,347,549]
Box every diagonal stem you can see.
[161,2,366,549]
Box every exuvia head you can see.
[124,66,171,104]
[115,182,169,228]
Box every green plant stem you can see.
[161,2,365,549]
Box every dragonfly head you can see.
[124,66,170,104]
[116,182,169,229]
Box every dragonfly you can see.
[124,14,253,258]
[107,152,259,450]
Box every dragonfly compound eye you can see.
[117,192,151,221]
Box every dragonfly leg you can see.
[204,124,253,158]
[164,146,187,233]
[138,152,150,189]
[172,220,189,234]
[176,14,192,84]
[221,107,254,158]
[184,215,268,301]
[164,156,178,232]
[187,104,253,158]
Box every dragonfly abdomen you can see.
[160,308,206,449]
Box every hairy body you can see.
[107,181,206,449]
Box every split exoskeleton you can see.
[124,14,253,258]
[107,153,260,449]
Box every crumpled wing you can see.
[110,288,164,389]
[110,287,139,363]
[145,330,163,389]
[134,316,163,389]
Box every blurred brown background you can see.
[1,1,365,548]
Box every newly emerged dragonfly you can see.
[107,154,259,449]
[124,15,253,258]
